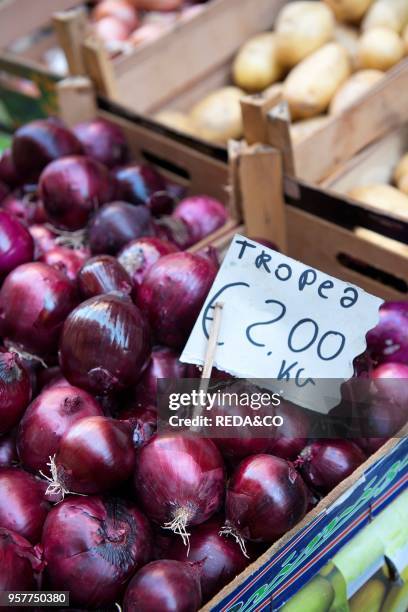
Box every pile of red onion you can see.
[0,114,406,611]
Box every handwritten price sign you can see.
[181,235,383,413]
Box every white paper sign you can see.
[181,235,383,413]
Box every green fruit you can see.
[382,581,408,612]
[349,579,386,612]
[281,575,335,612]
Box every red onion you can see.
[40,245,89,281]
[357,395,407,445]
[371,362,408,408]
[118,404,157,448]
[17,385,103,473]
[0,179,9,203]
[0,149,19,187]
[197,245,220,268]
[1,191,45,226]
[268,400,311,460]
[133,435,225,545]
[42,496,152,607]
[366,302,408,365]
[118,236,178,286]
[0,262,77,359]
[12,119,82,181]
[354,437,386,455]
[147,191,176,216]
[173,196,228,243]
[138,252,217,348]
[0,468,49,543]
[224,455,308,547]
[0,211,34,278]
[298,440,366,494]
[134,346,187,405]
[0,528,43,590]
[169,517,249,602]
[88,202,154,255]
[60,293,151,394]
[0,350,31,434]
[153,216,193,249]
[73,118,129,168]
[28,224,56,258]
[78,254,133,299]
[0,432,18,467]
[123,559,201,612]
[114,164,167,205]
[45,416,135,495]
[40,156,115,230]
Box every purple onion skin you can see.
[78,254,133,300]
[168,517,249,603]
[0,468,50,543]
[226,454,309,543]
[89,201,154,255]
[366,302,408,365]
[371,362,408,409]
[134,346,187,406]
[1,191,46,226]
[123,560,202,612]
[0,262,77,359]
[12,119,83,182]
[299,440,366,495]
[60,293,151,395]
[0,350,31,434]
[0,432,18,467]
[138,252,217,349]
[267,400,311,461]
[147,191,176,216]
[0,528,43,590]
[0,149,19,187]
[40,156,115,231]
[28,224,56,259]
[114,164,167,205]
[73,118,129,168]
[133,435,225,528]
[42,496,152,608]
[118,236,178,286]
[40,246,90,282]
[17,385,104,473]
[0,180,9,203]
[152,216,193,249]
[0,211,34,278]
[173,195,228,243]
[118,404,157,449]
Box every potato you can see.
[283,43,351,119]
[290,116,331,144]
[275,2,334,68]
[398,174,408,195]
[362,0,408,33]
[329,69,384,114]
[233,33,284,92]
[333,24,359,66]
[154,110,199,136]
[348,183,408,219]
[357,27,404,70]
[394,152,408,191]
[190,86,244,143]
[355,227,408,256]
[323,0,373,23]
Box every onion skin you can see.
[366,302,408,365]
[1,191,46,226]
[40,246,89,282]
[118,404,157,448]
[0,468,49,543]
[17,385,103,473]
[225,454,308,543]
[43,496,152,608]
[0,149,19,187]
[118,236,178,286]
[0,262,77,359]
[73,118,129,169]
[371,362,408,409]
[299,440,366,495]
[28,224,56,259]
[133,435,225,529]
[40,156,115,230]
[88,201,154,255]
[152,215,193,249]
[12,119,82,182]
[0,211,34,278]
[138,252,217,348]
[0,528,43,590]
[0,180,9,204]
[114,164,167,205]
[268,400,311,460]
[147,191,175,216]
[169,517,249,603]
[54,416,136,495]
[0,432,18,467]
[60,293,151,395]
[173,195,228,243]
[78,254,133,299]
[134,346,187,405]
[0,350,31,434]
[123,559,202,612]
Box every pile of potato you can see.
[155,0,408,144]
[348,151,408,220]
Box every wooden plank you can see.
[240,83,283,145]
[238,144,287,251]
[82,37,118,100]
[266,102,295,176]
[53,7,88,75]
[57,77,97,126]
